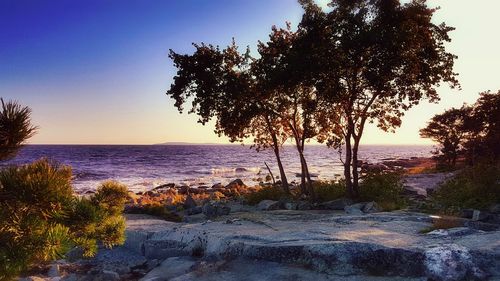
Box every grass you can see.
[419,216,463,233]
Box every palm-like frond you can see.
[0,98,37,161]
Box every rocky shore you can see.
[19,157,500,281]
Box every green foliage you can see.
[431,163,500,211]
[0,98,37,161]
[312,180,346,203]
[126,203,183,222]
[359,171,406,211]
[420,107,469,168]
[245,186,291,205]
[92,181,129,216]
[0,159,128,280]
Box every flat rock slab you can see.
[404,172,455,196]
[124,211,500,280]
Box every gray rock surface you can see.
[124,211,500,280]
[139,257,197,281]
[257,200,281,211]
[202,201,231,218]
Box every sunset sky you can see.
[1,0,499,145]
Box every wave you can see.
[211,166,261,175]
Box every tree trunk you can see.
[266,116,289,193]
[273,146,290,193]
[300,152,316,200]
[344,134,354,198]
[352,137,361,198]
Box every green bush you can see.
[245,186,291,205]
[359,171,406,211]
[0,159,128,280]
[92,181,129,216]
[431,162,500,211]
[312,180,346,202]
[125,203,183,222]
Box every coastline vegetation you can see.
[166,0,458,200]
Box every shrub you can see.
[92,181,129,216]
[0,159,128,280]
[359,170,407,211]
[312,180,346,203]
[420,216,463,233]
[431,162,500,211]
[245,186,291,205]
[125,203,183,222]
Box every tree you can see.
[420,107,469,167]
[465,91,500,161]
[253,23,321,197]
[299,0,459,197]
[0,98,37,160]
[166,42,292,193]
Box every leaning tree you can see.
[0,98,37,161]
[167,42,292,193]
[299,0,459,197]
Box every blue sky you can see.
[1,0,499,144]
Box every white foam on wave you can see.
[211,166,261,175]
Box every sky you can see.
[1,0,499,145]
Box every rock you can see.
[183,195,197,209]
[202,201,230,218]
[178,186,189,195]
[226,179,245,189]
[186,206,202,216]
[344,203,365,215]
[424,244,486,281]
[472,210,489,221]
[490,204,500,214]
[297,201,312,210]
[188,187,203,194]
[284,202,298,210]
[198,185,209,189]
[318,198,353,210]
[460,209,474,219]
[211,183,224,189]
[257,200,281,211]
[65,247,84,262]
[97,270,120,281]
[139,257,197,281]
[19,277,45,281]
[47,264,60,277]
[154,183,175,190]
[362,201,380,213]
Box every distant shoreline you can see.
[26,143,434,147]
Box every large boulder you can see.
[318,198,353,210]
[202,201,230,218]
[257,200,281,211]
[297,201,312,210]
[424,244,487,281]
[226,179,245,189]
[362,201,381,213]
[344,203,365,215]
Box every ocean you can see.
[2,144,432,193]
